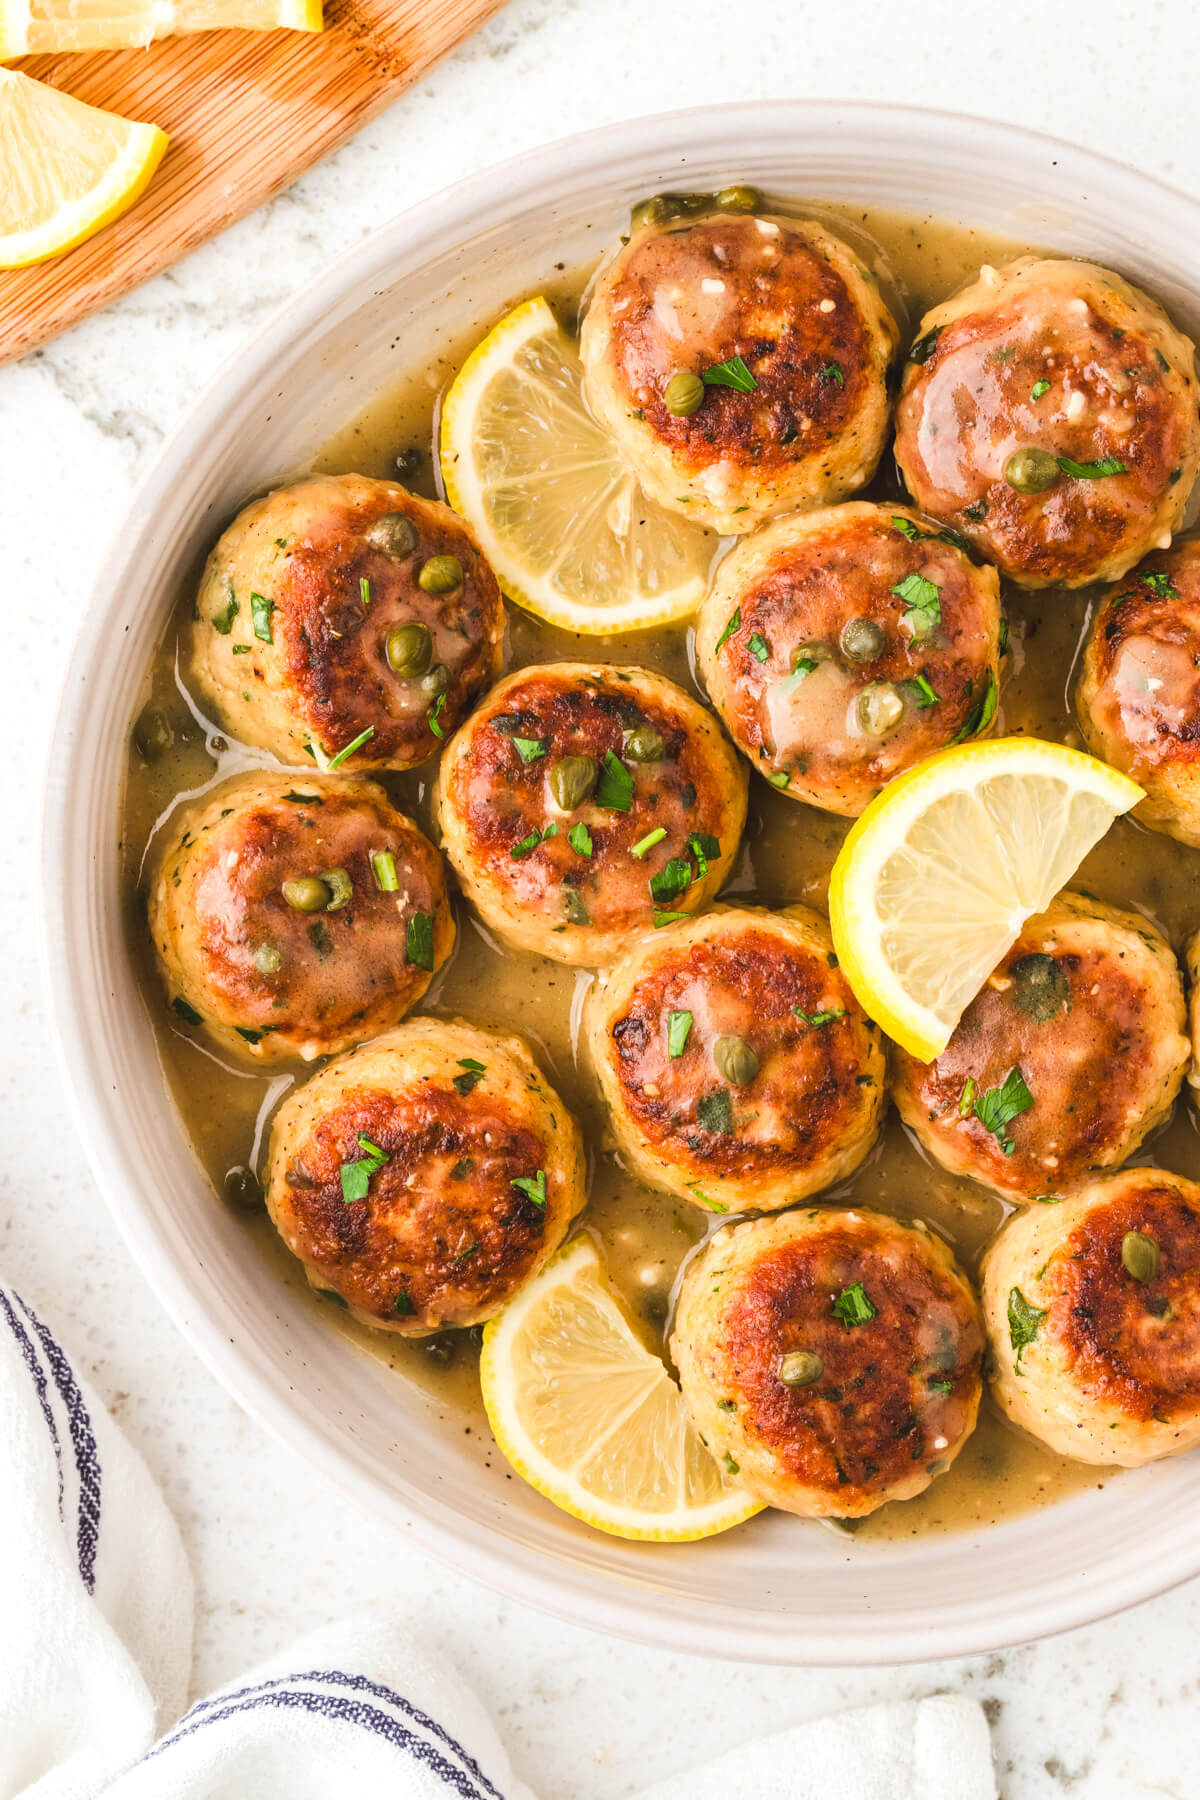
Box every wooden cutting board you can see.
[1,0,507,367]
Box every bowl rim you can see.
[43,97,1200,1665]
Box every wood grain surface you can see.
[1,0,507,366]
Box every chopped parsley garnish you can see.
[406,910,434,970]
[568,821,593,856]
[892,572,942,636]
[820,361,844,386]
[511,1170,547,1207]
[1007,1286,1047,1370]
[512,735,546,763]
[748,631,771,663]
[359,576,371,609]
[454,1242,480,1263]
[891,516,967,551]
[970,1065,1034,1154]
[908,326,942,365]
[451,1158,475,1179]
[702,354,757,392]
[1140,570,1179,598]
[714,606,741,654]
[235,1026,264,1044]
[832,1282,877,1326]
[595,749,635,812]
[958,1077,977,1117]
[1057,454,1126,479]
[767,770,790,788]
[690,1186,729,1213]
[927,1377,955,1396]
[326,724,375,770]
[212,592,239,634]
[653,909,690,927]
[723,1453,740,1475]
[688,831,719,876]
[427,692,447,738]
[371,849,398,892]
[395,1292,416,1317]
[307,920,333,958]
[341,1132,389,1203]
[697,1088,733,1134]
[649,857,693,902]
[950,668,998,744]
[999,614,1010,656]
[907,672,940,709]
[511,823,557,859]
[171,996,203,1026]
[562,888,591,926]
[232,643,251,655]
[631,826,667,859]
[667,1010,693,1058]
[453,1057,486,1095]
[250,591,275,644]
[794,1006,845,1027]
[1031,378,1050,401]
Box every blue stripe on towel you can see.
[16,1296,102,1594]
[0,1286,64,1519]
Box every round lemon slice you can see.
[440,297,717,635]
[0,0,320,55]
[829,736,1143,1063]
[480,1236,762,1541]
[0,71,168,269]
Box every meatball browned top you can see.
[894,258,1200,588]
[435,663,747,966]
[148,771,454,1062]
[581,212,899,533]
[695,503,1003,814]
[187,474,504,770]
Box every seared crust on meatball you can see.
[580,213,899,534]
[264,1019,585,1334]
[586,905,886,1213]
[671,1209,983,1517]
[894,258,1200,588]
[1077,537,1200,845]
[1187,931,1200,1104]
[188,474,504,770]
[982,1168,1200,1465]
[434,663,747,966]
[148,771,454,1062]
[892,892,1188,1204]
[695,502,1003,814]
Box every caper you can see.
[283,875,332,912]
[394,447,421,478]
[664,371,705,417]
[840,617,886,663]
[857,682,905,736]
[418,554,463,594]
[365,511,419,559]
[224,1165,263,1211]
[716,184,762,214]
[1003,448,1060,494]
[549,754,597,811]
[623,725,665,762]
[418,662,450,700]
[630,194,674,231]
[713,1035,759,1086]
[778,1349,823,1387]
[132,705,173,762]
[1010,953,1070,1024]
[320,867,353,911]
[253,944,282,976]
[385,621,433,678]
[1122,1230,1160,1283]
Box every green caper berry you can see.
[320,867,353,911]
[713,1035,759,1086]
[283,875,332,913]
[840,617,886,663]
[664,371,705,417]
[1010,953,1070,1024]
[1004,448,1060,494]
[364,511,419,558]
[549,754,597,811]
[418,554,463,594]
[385,621,433,678]
[715,184,762,213]
[253,944,282,976]
[132,705,173,762]
[858,682,905,736]
[418,662,450,700]
[630,194,674,231]
[777,1349,823,1387]
[224,1165,264,1211]
[622,726,665,762]
[1122,1230,1160,1283]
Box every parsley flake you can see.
[972,1065,1034,1154]
[372,850,398,892]
[667,1010,693,1058]
[950,669,998,744]
[1031,378,1050,401]
[794,1006,845,1027]
[1008,1286,1047,1370]
[697,1088,733,1134]
[250,591,275,644]
[326,725,375,770]
[512,736,546,763]
[892,572,942,635]
[907,672,940,709]
[688,831,719,876]
[568,821,593,856]
[703,355,757,392]
[359,576,371,609]
[341,1132,389,1203]
[715,607,741,654]
[748,631,771,663]
[406,910,434,970]
[453,1057,486,1095]
[511,1170,547,1208]
[820,361,844,386]
[1057,454,1126,479]
[595,749,635,812]
[653,909,690,927]
[212,592,239,634]
[832,1282,877,1327]
[1140,570,1180,598]
[649,857,693,902]
[427,692,447,739]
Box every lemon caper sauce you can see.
[122,196,1200,1542]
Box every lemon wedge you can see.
[0,71,168,268]
[440,297,717,635]
[0,0,320,54]
[480,1236,762,1541]
[829,737,1143,1062]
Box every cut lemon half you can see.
[0,0,320,54]
[0,71,168,268]
[480,1236,762,1541]
[440,296,717,635]
[829,737,1143,1062]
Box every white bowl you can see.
[45,101,1200,1664]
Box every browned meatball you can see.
[148,771,454,1062]
[672,1208,984,1518]
[1077,537,1200,845]
[892,893,1189,1204]
[188,474,504,770]
[264,1019,586,1334]
[581,210,899,533]
[435,663,747,965]
[894,258,1200,588]
[695,502,1003,814]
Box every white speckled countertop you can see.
[3,2,1199,1794]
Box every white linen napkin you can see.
[0,1275,997,1799]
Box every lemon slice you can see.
[0,71,168,268]
[480,1236,762,1541]
[829,737,1143,1062]
[440,297,717,635]
[0,0,320,54]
